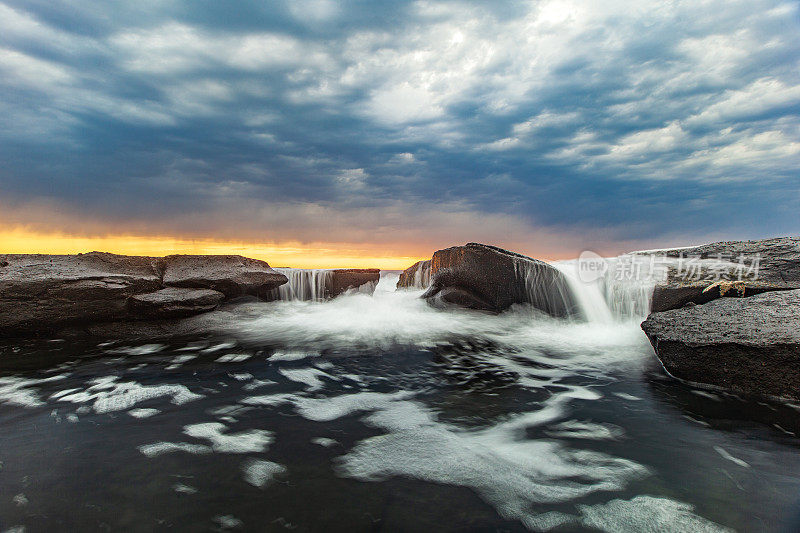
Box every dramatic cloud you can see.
[0,0,798,258]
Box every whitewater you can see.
[0,259,798,531]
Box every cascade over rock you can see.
[267,268,380,301]
[396,260,431,289]
[407,243,579,316]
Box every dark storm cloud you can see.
[0,0,798,250]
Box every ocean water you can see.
[0,272,799,532]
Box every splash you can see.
[394,252,659,323]
[219,272,649,354]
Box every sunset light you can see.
[0,228,424,270]
[1,0,798,530]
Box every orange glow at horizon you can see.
[0,228,426,270]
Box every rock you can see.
[641,289,800,400]
[128,288,225,318]
[0,252,289,337]
[397,260,431,289]
[325,269,380,298]
[641,237,800,312]
[162,255,287,298]
[0,252,162,335]
[416,243,579,316]
[426,283,494,310]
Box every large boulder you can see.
[326,269,380,298]
[641,237,800,312]
[642,289,800,400]
[396,260,431,289]
[412,243,579,316]
[162,255,287,298]
[128,287,225,318]
[0,252,162,335]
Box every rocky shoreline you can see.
[639,237,800,401]
[2,237,798,402]
[0,253,378,337]
[399,237,800,401]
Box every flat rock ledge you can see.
[162,254,287,298]
[401,243,579,316]
[128,288,226,319]
[642,288,800,401]
[638,236,800,400]
[0,252,288,337]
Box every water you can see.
[266,268,334,301]
[265,268,378,302]
[1,272,799,532]
[553,257,657,322]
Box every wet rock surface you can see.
[643,237,800,312]
[640,237,800,399]
[0,252,162,335]
[326,269,381,298]
[128,288,226,318]
[412,243,578,316]
[642,289,800,400]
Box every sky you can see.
[0,0,798,267]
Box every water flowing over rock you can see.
[0,252,287,336]
[267,268,380,301]
[328,269,380,298]
[410,243,579,316]
[162,255,287,298]
[552,256,656,323]
[268,268,332,301]
[640,237,800,312]
[396,260,431,289]
[642,289,800,401]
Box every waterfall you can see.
[397,261,431,289]
[268,268,333,301]
[551,264,614,323]
[595,257,657,320]
[414,262,432,288]
[270,256,656,321]
[552,256,657,323]
[515,260,583,319]
[376,271,402,293]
